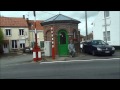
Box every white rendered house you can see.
[92,11,120,48]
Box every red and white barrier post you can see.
[51,27,55,59]
[33,11,42,62]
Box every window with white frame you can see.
[103,31,110,41]
[4,43,7,48]
[20,43,25,48]
[19,29,24,35]
[12,40,17,48]
[105,11,109,17]
[6,29,11,36]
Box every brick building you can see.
[41,14,81,56]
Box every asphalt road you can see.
[0,58,120,79]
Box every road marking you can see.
[40,58,120,64]
[2,62,31,67]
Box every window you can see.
[31,42,35,48]
[19,29,24,35]
[73,30,77,39]
[92,40,106,45]
[105,11,109,17]
[4,44,7,48]
[20,43,25,48]
[12,40,17,48]
[103,31,110,41]
[6,29,11,36]
[40,41,44,48]
[73,32,76,38]
[60,32,66,44]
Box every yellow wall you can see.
[1,27,29,50]
[1,28,44,50]
[29,30,44,47]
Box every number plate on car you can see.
[105,51,110,53]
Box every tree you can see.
[0,28,4,45]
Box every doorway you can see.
[58,30,68,56]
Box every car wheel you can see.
[92,50,96,56]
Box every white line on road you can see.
[2,62,31,67]
[40,58,120,64]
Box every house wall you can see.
[29,30,44,47]
[1,27,29,51]
[93,11,120,46]
[43,23,79,55]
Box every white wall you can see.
[93,11,120,46]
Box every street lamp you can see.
[104,11,107,43]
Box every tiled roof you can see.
[0,17,28,27]
[43,14,80,22]
[41,14,80,26]
[28,20,44,30]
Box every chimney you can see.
[23,15,25,19]
[26,18,29,21]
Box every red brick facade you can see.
[43,23,80,55]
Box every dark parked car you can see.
[23,47,33,53]
[83,40,115,56]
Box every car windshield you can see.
[92,40,107,45]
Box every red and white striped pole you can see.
[33,11,42,62]
[51,27,55,59]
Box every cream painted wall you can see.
[1,27,29,50]
[29,30,44,47]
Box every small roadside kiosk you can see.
[41,14,81,58]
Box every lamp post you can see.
[51,27,55,59]
[33,11,41,62]
[104,11,107,43]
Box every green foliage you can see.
[0,28,4,44]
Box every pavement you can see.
[0,51,120,67]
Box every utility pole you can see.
[34,11,37,48]
[0,11,2,17]
[85,11,88,40]
[27,12,29,19]
[33,11,41,62]
[104,11,107,43]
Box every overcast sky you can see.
[0,11,99,35]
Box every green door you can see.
[58,30,69,56]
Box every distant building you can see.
[92,11,120,48]
[27,20,44,49]
[80,32,93,42]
